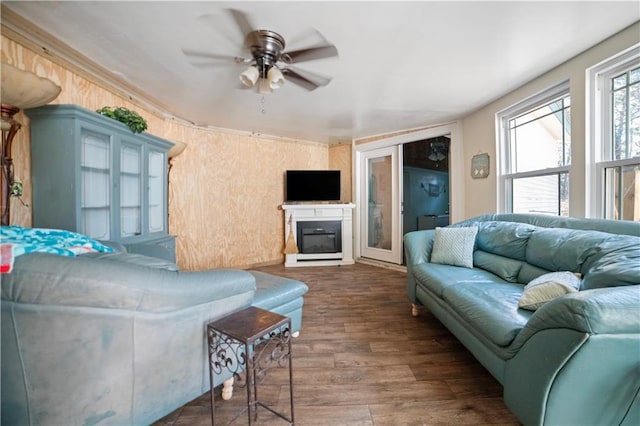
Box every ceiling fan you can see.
[428,141,448,162]
[183,9,338,93]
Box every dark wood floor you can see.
[153,263,521,425]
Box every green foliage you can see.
[96,106,148,133]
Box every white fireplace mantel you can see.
[281,203,355,267]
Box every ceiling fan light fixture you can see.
[258,78,272,94]
[240,65,259,87]
[268,66,285,89]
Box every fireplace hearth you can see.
[298,220,342,254]
[281,203,355,267]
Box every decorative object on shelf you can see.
[96,106,148,133]
[168,140,187,175]
[471,153,490,179]
[182,9,338,94]
[284,215,299,254]
[168,140,187,159]
[1,62,61,226]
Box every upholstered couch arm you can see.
[2,253,257,313]
[504,285,640,426]
[404,230,435,266]
[404,230,435,304]
[512,285,640,351]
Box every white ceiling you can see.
[3,1,639,143]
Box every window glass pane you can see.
[613,73,627,90]
[80,130,110,240]
[631,67,640,84]
[367,155,392,250]
[612,88,627,160]
[512,173,568,216]
[631,80,640,158]
[500,86,569,216]
[121,145,141,238]
[148,151,165,233]
[604,164,640,221]
[510,110,569,173]
[612,67,640,161]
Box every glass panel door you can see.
[148,150,165,233]
[80,129,111,240]
[120,143,142,238]
[360,146,402,263]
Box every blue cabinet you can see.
[27,104,176,261]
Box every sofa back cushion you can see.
[472,221,537,261]
[473,250,524,283]
[580,234,640,290]
[526,228,640,290]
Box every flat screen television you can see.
[285,170,341,202]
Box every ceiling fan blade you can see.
[226,8,259,46]
[281,44,338,64]
[182,48,247,65]
[282,67,332,91]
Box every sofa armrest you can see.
[2,253,257,313]
[511,285,640,352]
[506,286,640,425]
[404,230,435,266]
[404,230,435,304]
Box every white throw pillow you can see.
[518,271,582,311]
[430,226,478,269]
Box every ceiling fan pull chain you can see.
[261,95,267,115]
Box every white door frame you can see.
[353,121,464,263]
[359,145,403,264]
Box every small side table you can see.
[207,306,295,425]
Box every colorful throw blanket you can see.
[0,226,114,273]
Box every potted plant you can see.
[96,106,147,133]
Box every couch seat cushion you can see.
[249,271,309,310]
[442,282,533,347]
[413,263,505,298]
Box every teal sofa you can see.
[404,214,640,426]
[1,249,307,426]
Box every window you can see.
[497,81,571,216]
[589,45,640,221]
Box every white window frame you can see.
[496,80,571,215]
[586,43,640,219]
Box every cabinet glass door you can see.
[147,150,165,233]
[120,144,142,238]
[81,130,111,240]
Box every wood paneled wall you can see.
[328,143,352,202]
[1,35,344,270]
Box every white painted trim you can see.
[495,80,570,214]
[585,43,640,218]
[353,121,463,262]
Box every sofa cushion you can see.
[526,228,610,273]
[474,221,537,261]
[3,253,256,312]
[518,271,581,311]
[473,250,524,283]
[526,228,640,289]
[430,226,478,269]
[442,282,532,347]
[517,262,553,285]
[249,271,309,310]
[413,263,510,298]
[79,251,179,271]
[580,235,640,290]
